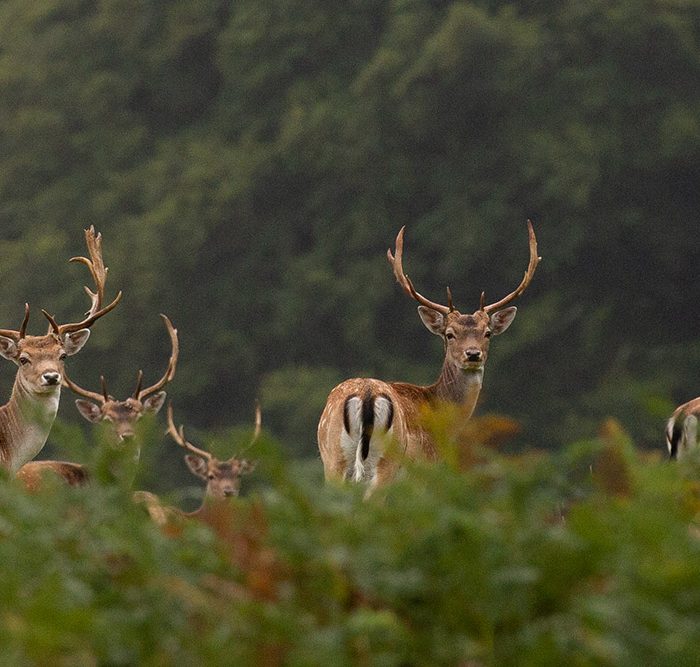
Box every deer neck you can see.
[0,375,61,472]
[430,359,484,418]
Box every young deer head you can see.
[166,403,259,500]
[63,314,179,441]
[0,227,122,470]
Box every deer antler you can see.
[166,403,212,461]
[482,220,540,314]
[234,400,263,459]
[0,303,31,341]
[135,315,179,400]
[52,226,122,335]
[61,364,111,403]
[387,227,452,315]
[62,315,177,404]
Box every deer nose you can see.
[464,349,483,363]
[223,488,237,498]
[42,372,61,386]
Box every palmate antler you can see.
[0,227,122,341]
[50,225,123,335]
[387,220,540,314]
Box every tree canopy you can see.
[0,0,697,475]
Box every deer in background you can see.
[666,397,700,460]
[134,402,260,525]
[0,226,121,472]
[317,221,540,491]
[63,313,178,441]
[17,314,178,491]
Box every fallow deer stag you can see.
[666,396,700,460]
[134,403,260,525]
[63,314,178,440]
[0,226,121,472]
[317,221,540,491]
[17,315,178,492]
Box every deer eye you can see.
[208,473,216,480]
[484,330,492,338]
[445,331,456,340]
[59,352,67,361]
[19,356,30,366]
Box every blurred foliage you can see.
[0,0,698,486]
[3,410,700,663]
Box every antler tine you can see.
[18,303,30,339]
[41,310,61,336]
[483,220,541,314]
[58,226,122,334]
[62,367,107,404]
[137,315,179,400]
[100,375,111,402]
[132,370,144,400]
[166,403,212,460]
[0,303,31,341]
[386,227,451,315]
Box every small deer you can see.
[16,315,179,492]
[317,221,540,491]
[134,403,260,525]
[0,227,121,472]
[666,397,700,460]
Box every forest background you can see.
[0,0,698,491]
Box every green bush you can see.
[2,416,700,665]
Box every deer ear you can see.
[185,455,208,480]
[142,391,166,414]
[417,306,445,336]
[75,399,103,423]
[239,459,257,475]
[489,307,517,335]
[0,336,19,361]
[63,329,91,356]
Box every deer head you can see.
[166,403,259,499]
[386,220,540,373]
[63,314,178,441]
[0,227,122,397]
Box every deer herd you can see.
[0,223,697,517]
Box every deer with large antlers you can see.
[0,227,121,472]
[666,396,700,460]
[63,314,178,441]
[16,314,178,492]
[317,221,540,491]
[134,403,260,525]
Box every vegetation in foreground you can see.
[1,415,699,666]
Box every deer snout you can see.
[42,371,61,386]
[222,486,238,498]
[464,348,483,363]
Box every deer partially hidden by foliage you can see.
[134,403,260,526]
[666,397,700,460]
[317,221,540,492]
[17,315,179,492]
[0,226,121,473]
